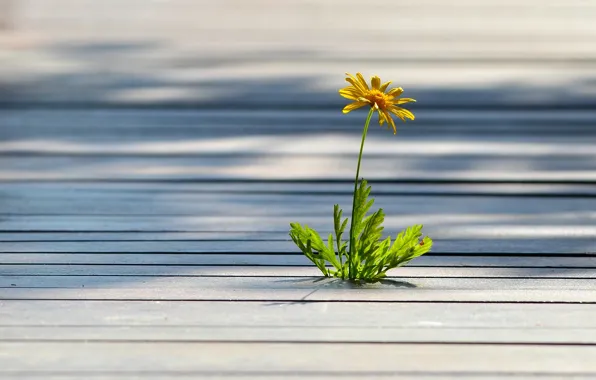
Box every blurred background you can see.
[1,0,595,181]
[0,0,594,249]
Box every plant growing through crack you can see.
[289,72,433,283]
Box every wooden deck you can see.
[1,109,595,378]
[2,1,596,378]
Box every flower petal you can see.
[400,108,415,120]
[345,75,367,94]
[379,81,392,92]
[339,88,361,100]
[371,76,381,90]
[378,109,386,125]
[389,106,415,121]
[385,111,397,134]
[394,97,416,105]
[387,87,404,97]
[388,107,406,122]
[340,85,359,93]
[356,72,370,91]
[342,101,367,114]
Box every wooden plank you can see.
[0,371,592,380]
[1,342,595,375]
[2,300,594,329]
[16,0,596,40]
[3,275,593,291]
[4,371,576,380]
[0,228,593,242]
[1,214,593,235]
[0,376,586,380]
[3,156,594,182]
[3,188,593,206]
[6,60,596,109]
[2,116,595,180]
[2,265,595,278]
[0,287,311,302]
[12,0,596,58]
[1,192,593,217]
[3,120,596,153]
[0,228,592,247]
[0,232,288,242]
[1,277,595,302]
[0,238,594,254]
[5,0,596,116]
[0,253,310,265]
[1,255,594,267]
[3,110,596,137]
[4,325,596,344]
[6,0,596,109]
[6,59,596,110]
[24,137,594,158]
[1,182,595,197]
[0,300,592,328]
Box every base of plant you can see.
[289,180,432,284]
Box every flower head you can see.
[339,72,416,134]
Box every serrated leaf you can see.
[351,180,375,241]
[289,222,328,275]
[291,181,433,282]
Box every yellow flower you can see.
[339,72,416,134]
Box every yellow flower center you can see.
[365,90,389,110]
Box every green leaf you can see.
[289,221,342,274]
[351,180,374,241]
[289,222,327,275]
[333,204,349,278]
[328,233,335,256]
[291,181,433,282]
[358,208,385,251]
[377,224,431,270]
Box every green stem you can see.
[348,107,375,280]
